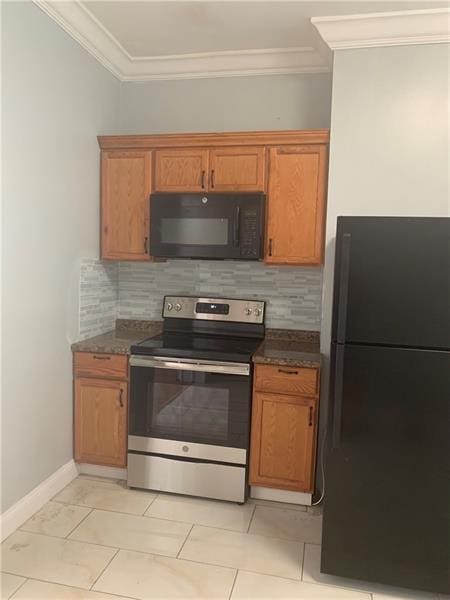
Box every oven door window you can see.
[129,366,250,449]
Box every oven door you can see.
[149,193,264,259]
[128,356,251,462]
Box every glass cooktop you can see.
[130,332,263,363]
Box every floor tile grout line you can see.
[0,562,391,597]
[250,501,308,514]
[8,576,28,600]
[8,519,317,556]
[64,507,94,539]
[172,557,304,582]
[246,503,257,533]
[6,575,142,600]
[51,500,156,518]
[233,567,378,596]
[140,492,159,516]
[300,540,306,581]
[43,503,262,536]
[228,569,239,600]
[89,547,120,591]
[141,513,257,534]
[173,522,312,546]
[176,523,194,559]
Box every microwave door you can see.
[150,194,240,259]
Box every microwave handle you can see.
[233,206,240,247]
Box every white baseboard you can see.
[0,459,78,541]
[250,485,312,506]
[77,463,127,480]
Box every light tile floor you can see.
[1,475,444,600]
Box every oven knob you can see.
[166,303,173,311]
[254,308,262,317]
[175,303,182,312]
[245,307,253,315]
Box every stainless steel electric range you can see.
[128,295,265,503]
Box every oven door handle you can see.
[130,355,250,376]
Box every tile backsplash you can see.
[79,259,322,337]
[79,259,119,339]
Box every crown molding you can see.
[34,0,330,81]
[33,0,128,79]
[121,47,330,82]
[312,8,450,50]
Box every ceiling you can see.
[83,1,447,57]
[35,1,450,80]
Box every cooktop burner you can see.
[130,295,266,363]
[131,332,263,363]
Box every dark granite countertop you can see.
[253,329,321,368]
[72,321,321,368]
[71,319,162,355]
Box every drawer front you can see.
[74,352,128,379]
[254,364,318,396]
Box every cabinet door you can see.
[101,151,152,260]
[154,149,208,192]
[209,147,265,192]
[250,391,316,492]
[74,378,127,467]
[266,145,327,265]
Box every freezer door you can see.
[322,344,450,595]
[332,217,450,349]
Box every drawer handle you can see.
[119,388,124,408]
[93,355,111,361]
[278,368,298,375]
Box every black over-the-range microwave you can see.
[149,193,265,260]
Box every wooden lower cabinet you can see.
[74,377,127,467]
[250,364,319,493]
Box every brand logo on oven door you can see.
[201,197,208,204]
[182,445,189,453]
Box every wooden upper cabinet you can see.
[209,147,265,192]
[266,145,327,265]
[154,149,209,192]
[250,391,317,492]
[74,378,127,467]
[101,150,152,261]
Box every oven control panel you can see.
[163,296,265,324]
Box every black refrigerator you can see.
[321,217,450,595]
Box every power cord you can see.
[311,428,327,506]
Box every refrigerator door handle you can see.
[337,233,352,343]
[332,344,345,449]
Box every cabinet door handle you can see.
[201,170,206,189]
[144,236,148,254]
[93,355,110,361]
[119,388,124,408]
[211,169,215,188]
[278,368,298,375]
[268,238,273,256]
[308,406,313,427]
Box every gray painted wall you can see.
[319,44,449,449]
[1,2,120,511]
[120,73,332,133]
